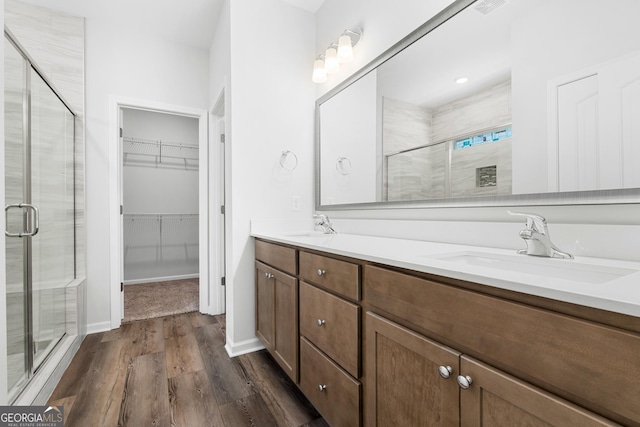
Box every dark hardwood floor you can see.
[48,312,328,427]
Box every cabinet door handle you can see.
[317,319,325,326]
[457,375,473,390]
[318,384,327,392]
[264,272,274,279]
[438,365,453,379]
[317,269,325,277]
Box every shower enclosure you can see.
[4,32,76,401]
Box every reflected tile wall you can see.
[431,80,511,143]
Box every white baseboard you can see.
[87,321,113,334]
[225,337,264,358]
[124,274,199,285]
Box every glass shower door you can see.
[4,33,75,401]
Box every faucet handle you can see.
[507,211,548,235]
[313,214,329,223]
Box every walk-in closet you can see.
[121,108,200,322]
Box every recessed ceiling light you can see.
[455,77,469,84]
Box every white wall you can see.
[209,0,316,354]
[85,20,209,331]
[315,0,640,262]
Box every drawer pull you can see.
[317,269,326,277]
[318,384,327,392]
[457,375,473,390]
[317,319,326,326]
[264,272,274,279]
[438,365,453,379]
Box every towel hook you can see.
[280,150,298,171]
[336,157,351,175]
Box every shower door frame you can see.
[4,29,77,403]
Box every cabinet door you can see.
[274,269,299,382]
[255,261,275,351]
[365,312,460,427]
[459,356,619,427]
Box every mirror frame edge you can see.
[314,0,640,211]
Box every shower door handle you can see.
[5,203,40,237]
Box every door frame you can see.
[210,90,226,314]
[108,96,223,329]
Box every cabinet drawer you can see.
[255,239,297,275]
[299,251,360,300]
[365,264,640,425]
[300,281,360,377]
[300,337,361,427]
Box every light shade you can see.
[324,47,340,74]
[312,58,327,83]
[337,34,354,63]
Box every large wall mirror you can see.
[316,0,640,209]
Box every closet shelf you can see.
[123,136,199,162]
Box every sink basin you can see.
[427,251,637,284]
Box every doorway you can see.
[108,97,223,329]
[120,108,200,322]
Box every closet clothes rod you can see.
[124,213,199,219]
[122,136,199,150]
[122,136,199,164]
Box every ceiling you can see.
[280,0,325,13]
[18,0,325,50]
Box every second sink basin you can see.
[426,251,637,284]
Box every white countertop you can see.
[251,229,640,318]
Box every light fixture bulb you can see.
[337,34,354,63]
[324,47,340,74]
[312,58,327,83]
[455,77,469,84]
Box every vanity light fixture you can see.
[312,28,363,83]
[312,55,328,84]
[324,44,340,74]
[455,76,469,84]
[337,29,362,63]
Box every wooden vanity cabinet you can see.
[254,238,639,426]
[298,251,362,426]
[458,356,618,427]
[255,261,276,349]
[364,264,636,426]
[254,239,363,425]
[255,241,299,383]
[300,337,361,427]
[366,312,618,427]
[365,312,460,427]
[300,281,360,378]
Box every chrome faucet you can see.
[313,214,337,234]
[508,211,573,259]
